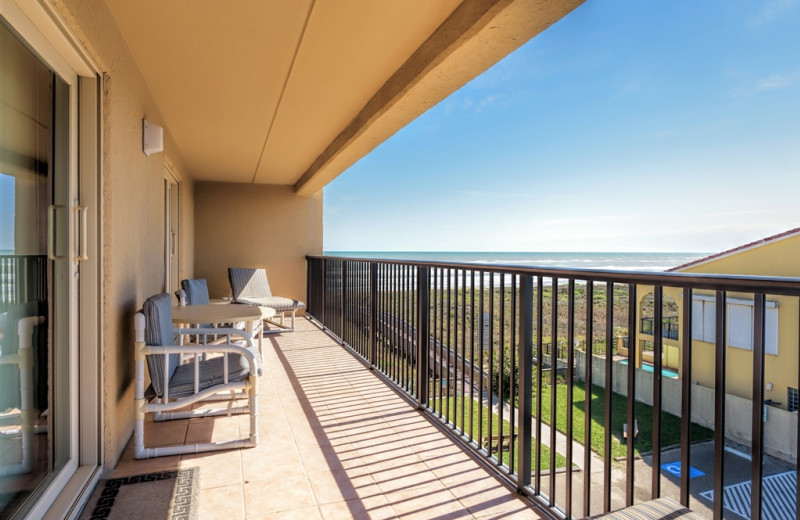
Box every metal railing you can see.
[641,316,680,340]
[306,255,800,520]
[0,255,47,309]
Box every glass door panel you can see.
[0,17,70,517]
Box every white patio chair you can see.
[228,267,305,331]
[133,293,260,459]
[0,305,46,476]
[181,278,210,306]
[179,278,264,347]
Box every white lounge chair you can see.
[228,267,305,331]
[133,293,260,459]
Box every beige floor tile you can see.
[198,484,245,520]
[318,495,397,520]
[243,474,316,516]
[142,418,188,447]
[448,477,534,518]
[372,462,441,495]
[248,505,322,520]
[307,469,382,505]
[473,506,548,519]
[181,449,243,489]
[185,415,244,443]
[241,449,304,483]
[382,483,471,519]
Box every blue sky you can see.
[324,0,800,253]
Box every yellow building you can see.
[634,228,800,409]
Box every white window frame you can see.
[692,294,778,355]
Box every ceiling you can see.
[104,0,583,195]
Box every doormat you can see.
[80,467,199,520]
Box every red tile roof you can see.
[669,227,800,272]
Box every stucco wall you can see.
[193,182,322,304]
[55,0,194,469]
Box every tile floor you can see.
[103,318,548,519]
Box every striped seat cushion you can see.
[181,279,210,305]
[588,497,705,519]
[236,295,305,313]
[165,348,261,398]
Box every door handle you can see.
[75,201,89,261]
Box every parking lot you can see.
[646,441,796,520]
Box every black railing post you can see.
[416,267,430,407]
[713,290,726,520]
[340,260,347,344]
[604,282,614,513]
[584,280,594,518]
[652,285,663,499]
[680,288,693,506]
[370,262,378,368]
[750,293,766,520]
[626,283,637,506]
[321,258,327,325]
[565,278,576,518]
[549,277,558,505]
[517,274,533,493]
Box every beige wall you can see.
[194,182,322,304]
[55,0,194,469]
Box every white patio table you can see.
[172,303,275,354]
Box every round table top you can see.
[171,303,275,324]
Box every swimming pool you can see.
[620,359,679,378]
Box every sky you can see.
[323,0,800,253]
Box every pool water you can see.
[620,359,679,378]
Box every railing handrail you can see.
[306,254,800,295]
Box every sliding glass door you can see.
[0,17,72,517]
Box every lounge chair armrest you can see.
[174,327,254,348]
[143,343,259,376]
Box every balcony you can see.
[640,316,680,341]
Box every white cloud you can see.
[757,74,795,91]
[731,72,797,97]
[750,0,798,27]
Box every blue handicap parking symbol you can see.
[661,461,704,479]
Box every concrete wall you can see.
[576,352,798,463]
[56,0,194,469]
[193,182,322,305]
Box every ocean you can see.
[323,251,709,273]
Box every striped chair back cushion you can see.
[142,293,180,397]
[228,268,273,300]
[181,279,210,305]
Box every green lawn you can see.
[534,381,714,459]
[431,396,568,470]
